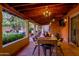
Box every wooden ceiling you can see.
[7,3,77,25]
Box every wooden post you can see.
[0,4,3,55]
[68,16,70,44]
[0,4,2,48]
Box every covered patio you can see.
[0,3,79,56]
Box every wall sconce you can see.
[64,18,67,22]
[52,18,55,22]
[49,22,52,25]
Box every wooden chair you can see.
[42,44,53,56]
[55,33,64,55]
[32,36,38,55]
[57,38,64,56]
[37,37,58,56]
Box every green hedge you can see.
[3,35,9,45]
[3,33,24,45]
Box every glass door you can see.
[71,14,79,46]
[71,16,77,44]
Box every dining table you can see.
[37,36,58,56]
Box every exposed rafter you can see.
[13,3,37,7]
[15,3,64,12]
[5,3,78,25]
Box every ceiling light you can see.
[43,6,51,17]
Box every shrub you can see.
[3,33,24,45]
[16,34,24,39]
[3,35,8,45]
[8,34,17,42]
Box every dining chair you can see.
[38,37,58,56]
[55,33,64,55]
[42,44,54,56]
[32,36,38,55]
[57,38,64,56]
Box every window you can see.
[71,14,79,45]
[42,25,50,33]
[29,22,35,34]
[2,11,28,45]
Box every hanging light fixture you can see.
[43,6,51,17]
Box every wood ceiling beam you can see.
[18,4,73,14]
[16,3,64,12]
[22,7,67,14]
[13,3,37,7]
[5,3,77,25]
